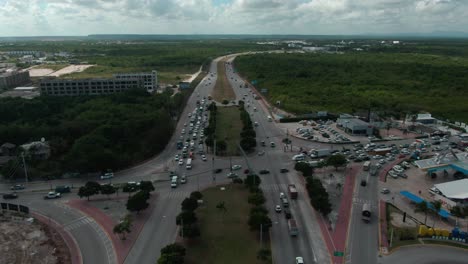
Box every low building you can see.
[0,70,31,90]
[336,114,373,136]
[114,70,157,92]
[0,142,16,156]
[416,113,436,124]
[21,141,50,160]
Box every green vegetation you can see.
[184,184,270,264]
[215,106,243,156]
[176,192,203,239]
[33,64,68,71]
[212,59,236,102]
[386,203,419,249]
[158,243,186,264]
[235,52,468,122]
[0,89,187,179]
[113,214,132,241]
[305,176,332,216]
[239,102,257,153]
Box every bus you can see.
[186,158,192,170]
[363,161,371,171]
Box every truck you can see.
[368,147,392,155]
[309,149,332,159]
[362,203,371,222]
[363,161,371,171]
[186,158,192,170]
[288,184,298,199]
[288,219,299,236]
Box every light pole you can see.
[21,152,28,186]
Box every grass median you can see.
[184,184,269,264]
[212,59,236,102]
[216,106,242,155]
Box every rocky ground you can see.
[0,212,70,264]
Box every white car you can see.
[392,165,404,174]
[178,160,184,166]
[280,192,285,199]
[231,165,242,170]
[202,155,207,161]
[388,170,398,179]
[379,159,386,164]
[174,155,180,161]
[295,257,304,264]
[275,205,282,213]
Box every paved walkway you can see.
[316,164,358,264]
[67,194,158,264]
[32,211,83,264]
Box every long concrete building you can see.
[39,70,158,96]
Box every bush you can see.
[248,192,266,206]
[222,99,229,105]
[294,162,313,177]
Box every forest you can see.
[0,89,188,179]
[235,51,468,123]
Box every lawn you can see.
[212,59,236,102]
[33,64,69,71]
[184,184,268,264]
[216,106,243,156]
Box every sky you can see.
[0,0,467,36]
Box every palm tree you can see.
[415,201,429,225]
[431,200,442,229]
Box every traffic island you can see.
[67,193,158,264]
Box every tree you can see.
[250,205,268,215]
[181,197,198,212]
[189,191,203,200]
[248,212,272,231]
[326,154,347,171]
[77,181,101,201]
[100,184,116,199]
[126,191,149,214]
[122,183,139,196]
[431,200,442,228]
[248,192,266,206]
[139,181,155,193]
[294,162,313,177]
[216,140,227,153]
[176,210,197,226]
[244,174,261,189]
[113,215,132,240]
[180,224,200,238]
[257,248,271,262]
[158,243,186,264]
[415,201,429,225]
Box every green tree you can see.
[139,181,155,193]
[250,205,268,215]
[189,191,203,200]
[100,184,116,199]
[294,162,313,177]
[158,243,186,264]
[122,183,139,196]
[326,154,347,171]
[126,191,150,214]
[181,197,198,212]
[216,201,227,214]
[113,215,132,240]
[257,248,271,263]
[176,210,197,226]
[248,212,272,231]
[248,192,266,206]
[78,186,96,201]
[244,174,261,189]
[180,224,201,238]
[431,200,442,228]
[415,201,429,225]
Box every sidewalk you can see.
[67,194,158,264]
[32,212,83,264]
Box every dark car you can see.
[10,184,25,191]
[259,170,270,175]
[214,168,223,174]
[284,208,292,219]
[280,168,289,173]
[3,193,18,199]
[360,180,367,187]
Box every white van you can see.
[292,154,305,161]
[171,176,178,188]
[186,158,192,170]
[267,116,272,122]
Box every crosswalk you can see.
[161,190,191,200]
[63,216,93,231]
[260,183,306,194]
[352,197,378,208]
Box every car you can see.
[214,168,223,174]
[202,155,207,161]
[399,173,408,179]
[379,159,386,164]
[296,257,304,264]
[360,180,367,187]
[261,141,266,147]
[258,150,265,156]
[3,193,18,199]
[44,192,61,199]
[178,160,184,166]
[275,205,282,213]
[284,208,292,219]
[227,172,239,178]
[232,165,242,170]
[392,165,404,174]
[270,142,276,148]
[10,184,25,190]
[388,170,399,179]
[280,192,285,199]
[381,188,390,194]
[280,168,289,173]
[100,172,114,180]
[174,155,180,161]
[181,175,187,184]
[259,169,270,174]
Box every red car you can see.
[244,169,250,174]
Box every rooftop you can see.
[434,179,468,200]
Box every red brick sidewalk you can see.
[67,193,158,264]
[316,164,359,264]
[32,212,83,264]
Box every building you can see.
[114,70,157,92]
[416,113,436,124]
[0,143,16,156]
[336,114,374,136]
[39,78,143,96]
[21,141,50,160]
[0,70,31,90]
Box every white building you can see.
[114,70,158,92]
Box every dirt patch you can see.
[88,196,129,223]
[0,213,71,264]
[29,68,55,77]
[390,212,417,228]
[49,65,94,77]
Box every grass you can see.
[216,106,243,156]
[386,203,420,250]
[33,64,69,71]
[184,184,269,264]
[212,59,236,102]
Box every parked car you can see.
[280,168,289,173]
[232,165,242,170]
[100,171,114,180]
[381,188,390,194]
[388,170,399,179]
[214,168,223,174]
[202,155,207,161]
[296,257,304,264]
[259,170,270,175]
[3,193,18,199]
[227,172,239,178]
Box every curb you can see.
[31,211,83,264]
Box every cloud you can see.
[0,0,467,36]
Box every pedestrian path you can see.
[352,197,379,208]
[261,183,306,194]
[64,216,93,231]
[161,190,191,200]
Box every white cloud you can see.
[0,0,467,36]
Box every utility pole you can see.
[181,218,184,238]
[21,152,28,186]
[212,138,216,182]
[260,224,263,246]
